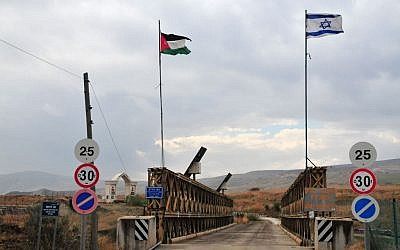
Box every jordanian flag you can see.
[160,33,191,55]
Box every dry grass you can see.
[1,184,399,248]
[346,239,364,250]
[1,214,29,227]
[228,184,400,215]
[0,194,69,206]
[228,187,285,214]
[98,235,115,249]
[0,195,144,249]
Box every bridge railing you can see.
[280,167,331,246]
[147,167,233,243]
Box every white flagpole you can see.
[158,20,165,168]
[305,10,308,169]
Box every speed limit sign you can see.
[74,138,99,163]
[349,168,377,194]
[349,142,377,168]
[74,163,99,188]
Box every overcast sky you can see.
[0,1,399,181]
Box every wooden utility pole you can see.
[83,72,98,250]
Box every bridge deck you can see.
[158,218,312,250]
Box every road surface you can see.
[157,218,312,250]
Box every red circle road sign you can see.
[349,168,377,194]
[74,163,99,188]
[72,189,98,215]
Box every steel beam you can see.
[147,167,233,243]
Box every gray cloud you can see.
[0,1,399,180]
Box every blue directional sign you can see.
[146,186,164,199]
[351,195,380,223]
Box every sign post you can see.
[75,75,101,250]
[349,141,378,250]
[74,137,100,250]
[52,217,58,250]
[37,201,60,250]
[82,72,98,250]
[36,203,43,250]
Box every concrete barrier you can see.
[117,216,157,250]
[314,217,353,250]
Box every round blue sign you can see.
[76,192,95,210]
[72,189,98,215]
[351,195,379,223]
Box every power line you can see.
[0,37,128,173]
[0,38,82,79]
[89,82,128,173]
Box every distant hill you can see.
[2,159,400,195]
[197,158,400,192]
[6,188,74,196]
[0,171,75,195]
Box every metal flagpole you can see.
[158,20,165,168]
[305,10,308,169]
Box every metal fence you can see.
[335,198,399,250]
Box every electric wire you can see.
[0,38,82,79]
[0,37,128,174]
[89,82,128,173]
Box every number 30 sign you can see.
[74,138,99,163]
[74,163,99,188]
[349,141,377,168]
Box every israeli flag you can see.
[306,13,343,39]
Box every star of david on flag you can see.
[306,13,343,39]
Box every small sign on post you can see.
[41,201,60,217]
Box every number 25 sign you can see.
[74,138,99,163]
[349,142,377,168]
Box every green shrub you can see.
[247,213,259,221]
[273,202,281,212]
[125,195,147,206]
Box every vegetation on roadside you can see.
[24,204,79,249]
[247,213,259,221]
[125,194,147,206]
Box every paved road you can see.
[157,219,312,250]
